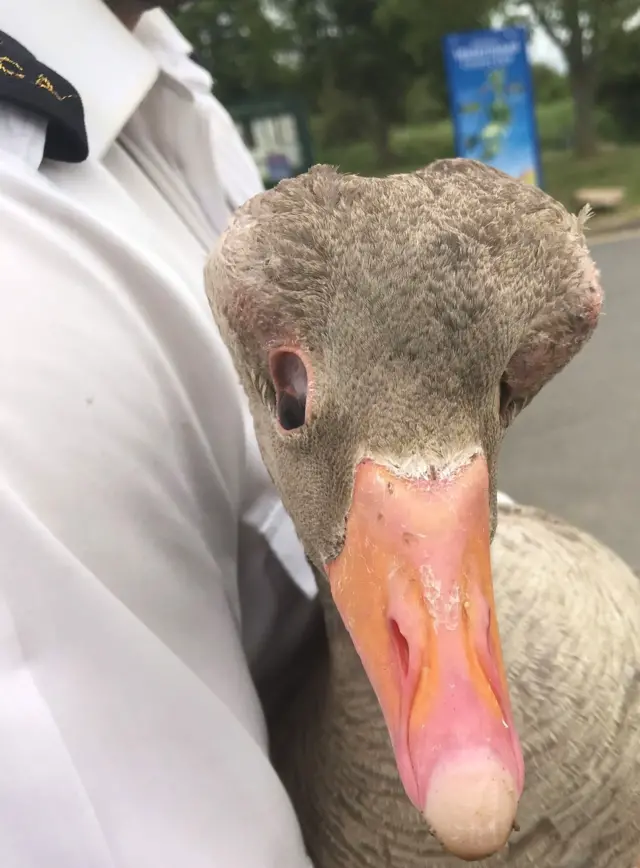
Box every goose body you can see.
[270,502,640,867]
[205,160,639,862]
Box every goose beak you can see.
[326,456,524,861]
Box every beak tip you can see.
[422,750,519,861]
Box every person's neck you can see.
[106,0,148,30]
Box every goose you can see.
[204,159,640,865]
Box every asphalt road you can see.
[498,231,640,569]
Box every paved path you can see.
[499,231,640,568]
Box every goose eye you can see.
[499,377,513,420]
[270,349,309,432]
[277,391,306,430]
[499,376,525,426]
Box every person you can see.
[0,1,317,865]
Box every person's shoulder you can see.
[0,26,90,240]
[0,95,80,259]
[0,28,88,166]
[0,112,93,303]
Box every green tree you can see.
[531,62,569,104]
[277,0,497,166]
[375,0,498,135]
[172,0,292,105]
[598,24,640,141]
[375,0,496,66]
[504,1,640,157]
[274,0,419,166]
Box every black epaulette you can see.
[0,30,88,163]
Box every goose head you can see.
[205,160,602,860]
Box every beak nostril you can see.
[389,617,410,679]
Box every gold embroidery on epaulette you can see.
[34,73,74,101]
[0,53,75,99]
[0,56,25,79]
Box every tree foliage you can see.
[504,1,640,156]
[174,0,499,164]
[532,62,569,103]
[598,23,640,141]
[172,0,639,165]
[274,0,496,164]
[271,0,417,164]
[172,0,292,105]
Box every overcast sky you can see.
[529,26,566,71]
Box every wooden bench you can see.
[574,186,625,212]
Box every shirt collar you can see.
[1,1,189,160]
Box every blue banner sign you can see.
[442,27,542,188]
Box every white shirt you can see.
[0,5,315,866]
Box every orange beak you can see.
[326,456,524,860]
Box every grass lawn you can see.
[314,99,640,215]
